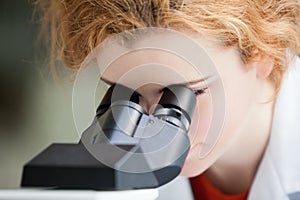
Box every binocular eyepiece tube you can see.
[95,84,196,141]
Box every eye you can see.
[193,87,208,96]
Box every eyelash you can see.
[193,87,208,96]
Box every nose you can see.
[135,84,164,114]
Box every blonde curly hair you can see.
[34,0,300,92]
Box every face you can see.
[99,32,258,177]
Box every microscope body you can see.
[21,84,196,190]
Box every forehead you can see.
[95,30,220,88]
[102,49,201,86]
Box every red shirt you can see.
[190,174,249,200]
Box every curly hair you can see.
[33,0,300,92]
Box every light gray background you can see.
[0,1,78,188]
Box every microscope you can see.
[21,83,196,190]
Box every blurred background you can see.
[0,0,78,188]
[0,0,299,191]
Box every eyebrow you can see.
[185,75,212,86]
[100,77,116,86]
[100,75,211,87]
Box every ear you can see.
[255,54,274,79]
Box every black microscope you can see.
[21,84,196,190]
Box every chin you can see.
[179,158,207,178]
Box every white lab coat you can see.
[157,56,300,200]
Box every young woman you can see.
[35,1,300,199]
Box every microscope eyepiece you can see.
[153,84,196,131]
[96,84,141,117]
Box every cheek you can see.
[181,48,258,177]
[181,69,257,177]
[220,66,257,141]
[180,93,214,177]
[188,94,213,147]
